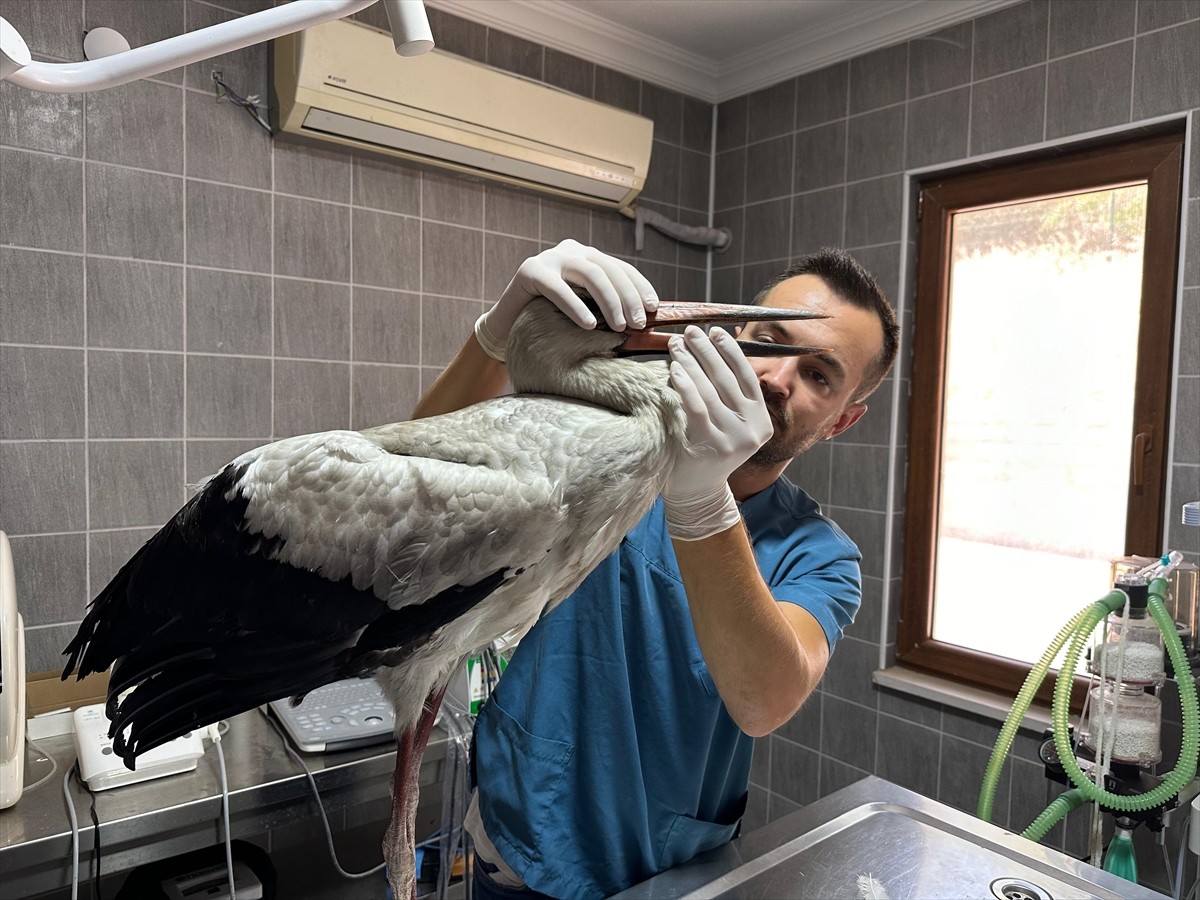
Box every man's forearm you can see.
[412,335,509,419]
[672,524,828,737]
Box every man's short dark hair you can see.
[752,248,899,402]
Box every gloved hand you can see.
[664,325,773,541]
[475,239,658,361]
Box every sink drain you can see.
[990,878,1054,900]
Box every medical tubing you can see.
[1051,580,1200,812]
[978,602,1098,822]
[1022,788,1089,842]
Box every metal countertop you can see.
[614,775,1171,900]
[0,708,449,898]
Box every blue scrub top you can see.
[473,477,861,898]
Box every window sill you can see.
[873,666,1058,733]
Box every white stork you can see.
[61,296,826,899]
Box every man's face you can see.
[738,274,884,466]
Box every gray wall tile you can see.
[820,756,871,798]
[742,198,791,263]
[87,350,184,438]
[86,80,183,174]
[88,164,183,262]
[821,636,878,707]
[908,22,973,98]
[185,90,271,189]
[274,195,349,281]
[682,95,713,153]
[186,354,271,437]
[777,688,822,750]
[592,209,636,258]
[22,624,78,674]
[188,180,271,272]
[352,364,422,428]
[87,0,184,81]
[0,248,84,346]
[352,208,420,290]
[274,360,350,437]
[0,80,83,155]
[354,155,421,215]
[422,222,482,298]
[714,148,746,212]
[0,346,85,438]
[0,442,86,533]
[487,30,542,81]
[878,688,942,728]
[595,66,640,115]
[747,78,796,143]
[352,288,420,364]
[791,187,845,256]
[679,149,710,213]
[544,48,593,98]
[793,122,846,193]
[939,734,1003,816]
[422,170,484,227]
[795,63,849,130]
[274,279,351,360]
[642,82,684,146]
[0,150,82,252]
[1045,41,1133,138]
[905,88,969,169]
[745,135,793,204]
[849,44,908,114]
[770,737,819,806]
[186,268,272,355]
[89,440,183,528]
[847,106,905,180]
[89,527,157,598]
[483,235,538,308]
[830,444,890,510]
[876,714,940,799]
[973,0,1048,79]
[844,175,902,248]
[1180,289,1199,377]
[484,184,540,238]
[185,439,261,486]
[1049,0,1136,57]
[275,139,351,204]
[9,532,87,625]
[821,694,876,771]
[86,258,183,351]
[828,508,886,579]
[642,140,681,206]
[1138,0,1200,30]
[1174,378,1198,464]
[184,0,265,95]
[421,296,483,367]
[716,95,748,152]
[5,0,83,60]
[425,7,486,63]
[1133,21,1200,119]
[541,198,592,246]
[970,67,1046,154]
[784,441,831,507]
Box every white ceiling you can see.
[427,0,1022,103]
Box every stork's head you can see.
[506,296,832,399]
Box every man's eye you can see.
[809,369,830,386]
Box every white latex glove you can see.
[664,325,773,541]
[475,239,658,361]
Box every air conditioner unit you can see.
[271,19,653,210]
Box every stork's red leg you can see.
[385,685,449,900]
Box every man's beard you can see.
[746,399,830,467]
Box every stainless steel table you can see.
[0,708,449,898]
[614,776,1171,899]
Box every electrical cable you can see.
[63,766,79,900]
[73,763,103,900]
[208,722,237,900]
[210,71,271,133]
[260,708,386,879]
[1175,814,1193,900]
[23,735,59,792]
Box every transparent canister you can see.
[1091,609,1166,684]
[1081,682,1163,766]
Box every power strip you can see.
[73,704,205,791]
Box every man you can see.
[413,239,899,899]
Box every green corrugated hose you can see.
[1021,787,1088,842]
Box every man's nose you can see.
[759,357,799,397]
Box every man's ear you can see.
[827,403,868,440]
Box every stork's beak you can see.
[615,300,831,357]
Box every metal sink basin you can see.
[612,776,1169,899]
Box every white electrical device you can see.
[73,703,205,791]
[0,531,25,809]
[160,859,263,900]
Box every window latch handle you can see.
[1133,430,1152,486]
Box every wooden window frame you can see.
[898,130,1185,708]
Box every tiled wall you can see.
[0,0,712,671]
[717,0,1200,884]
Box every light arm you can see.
[411,335,509,420]
[2,0,381,93]
[672,525,829,737]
